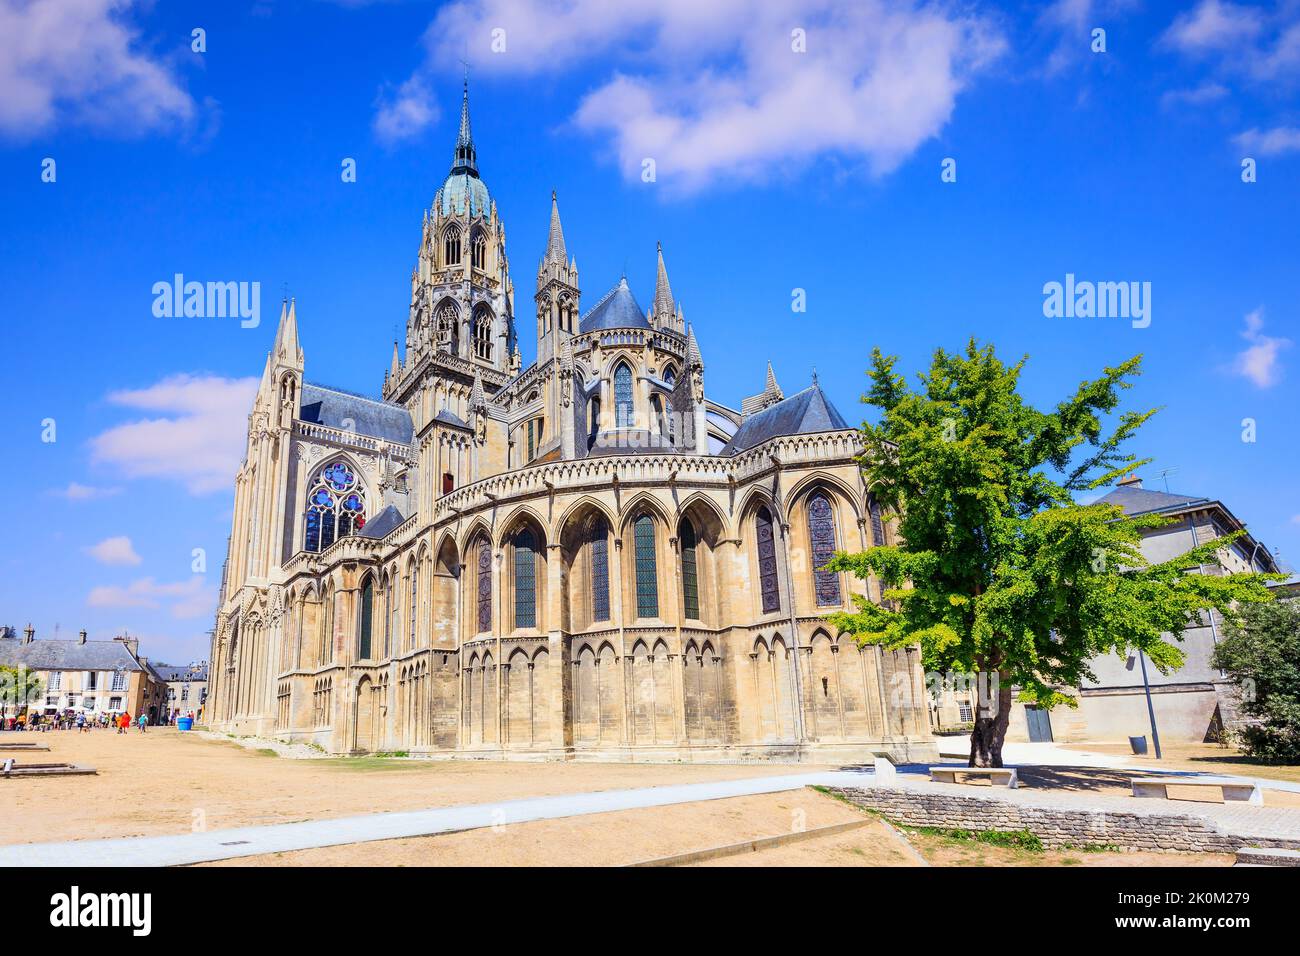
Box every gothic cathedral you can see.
[207,86,937,763]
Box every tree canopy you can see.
[825,340,1279,765]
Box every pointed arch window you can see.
[358,576,374,660]
[513,529,538,629]
[476,537,493,634]
[680,519,700,621]
[663,366,677,386]
[408,561,418,650]
[304,460,365,553]
[435,301,459,355]
[808,492,841,606]
[756,505,781,613]
[633,514,659,618]
[614,363,634,428]
[474,310,493,361]
[471,231,487,271]
[443,226,461,266]
[867,492,888,547]
[589,517,610,622]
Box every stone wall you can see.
[830,786,1300,853]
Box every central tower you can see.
[397,82,518,381]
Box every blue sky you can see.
[1,0,1297,663]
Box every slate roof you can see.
[1094,486,1210,516]
[300,383,413,444]
[433,408,471,430]
[153,663,208,682]
[0,637,144,672]
[357,504,406,539]
[579,277,651,333]
[720,384,851,455]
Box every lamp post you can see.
[1136,650,1162,760]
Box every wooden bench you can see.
[929,766,1018,788]
[1131,776,1262,805]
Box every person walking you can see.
[117,711,130,735]
[136,713,148,734]
[75,712,86,734]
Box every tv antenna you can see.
[1154,467,1178,493]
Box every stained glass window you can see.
[614,363,634,428]
[514,529,537,629]
[589,517,610,622]
[634,515,659,618]
[680,520,700,620]
[756,506,781,613]
[358,576,374,660]
[808,492,841,606]
[476,537,492,633]
[303,460,365,553]
[867,493,887,547]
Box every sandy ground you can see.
[199,789,908,867]
[1081,741,1300,785]
[0,728,823,846]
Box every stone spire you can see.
[469,367,486,410]
[451,79,477,176]
[686,323,702,368]
[765,361,781,395]
[273,298,303,368]
[652,241,675,328]
[544,189,567,267]
[742,361,785,417]
[390,341,401,379]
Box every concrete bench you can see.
[929,766,1018,788]
[1131,776,1262,805]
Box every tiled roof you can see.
[357,504,406,539]
[721,384,851,455]
[1094,486,1209,516]
[0,637,144,672]
[579,277,651,333]
[300,383,413,444]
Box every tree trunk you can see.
[969,672,1013,767]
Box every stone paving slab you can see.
[0,769,872,868]
[874,773,1300,842]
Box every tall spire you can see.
[652,241,675,327]
[686,323,702,368]
[544,189,567,266]
[273,297,302,368]
[451,79,477,176]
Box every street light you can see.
[1127,650,1162,759]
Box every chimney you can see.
[22,623,35,645]
[1117,472,1142,489]
[115,633,140,657]
[78,629,87,645]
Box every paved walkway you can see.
[933,738,1300,794]
[0,769,873,868]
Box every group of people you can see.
[3,710,154,733]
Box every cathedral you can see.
[206,86,937,764]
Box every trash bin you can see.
[1129,735,1147,755]
[177,717,193,732]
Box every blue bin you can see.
[177,717,193,732]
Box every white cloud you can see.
[1232,308,1291,388]
[1160,82,1230,107]
[1160,1,1300,84]
[85,535,142,566]
[87,576,215,619]
[1162,0,1264,55]
[89,374,258,495]
[373,75,438,145]
[0,0,196,139]
[50,481,123,500]
[384,0,1006,191]
[1234,125,1300,156]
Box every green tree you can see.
[0,664,45,715]
[826,340,1279,766]
[1212,601,1300,763]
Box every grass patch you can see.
[905,826,1045,852]
[254,748,279,758]
[323,755,429,772]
